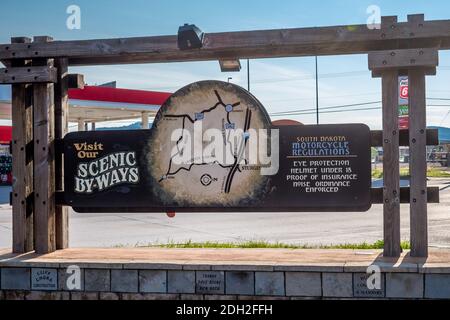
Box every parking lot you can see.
[0,178,449,248]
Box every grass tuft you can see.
[372,167,450,178]
[127,239,411,250]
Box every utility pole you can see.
[247,59,250,92]
[315,56,319,125]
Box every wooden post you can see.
[369,15,401,258]
[406,14,438,258]
[77,119,85,131]
[33,36,56,254]
[11,37,34,253]
[381,69,401,257]
[54,58,69,249]
[409,68,429,257]
[369,42,439,257]
[142,112,149,129]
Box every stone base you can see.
[1,248,450,300]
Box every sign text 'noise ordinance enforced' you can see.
[64,81,372,212]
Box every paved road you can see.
[0,179,449,248]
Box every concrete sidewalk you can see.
[1,247,449,272]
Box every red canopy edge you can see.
[0,126,12,144]
[68,86,172,106]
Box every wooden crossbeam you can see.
[0,66,57,84]
[371,187,438,204]
[369,48,439,78]
[369,48,438,76]
[1,15,450,66]
[54,187,440,207]
[370,129,438,147]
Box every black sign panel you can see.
[64,124,371,213]
[274,124,371,211]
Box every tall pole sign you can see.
[398,76,409,129]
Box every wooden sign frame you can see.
[1,13,442,257]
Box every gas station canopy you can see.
[0,84,171,123]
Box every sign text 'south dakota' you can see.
[286,136,358,193]
[75,151,139,193]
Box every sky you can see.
[1,0,450,129]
